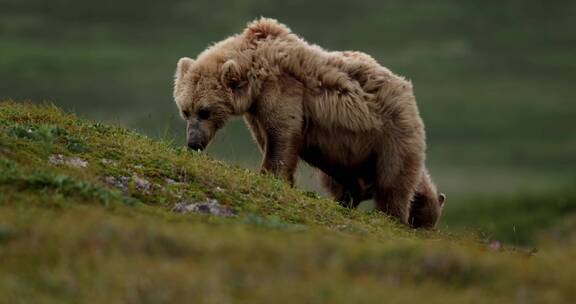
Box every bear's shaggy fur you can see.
[173,18,445,228]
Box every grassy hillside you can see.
[1,101,575,303]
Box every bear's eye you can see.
[182,110,190,118]
[198,109,211,120]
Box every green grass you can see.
[1,101,576,303]
[442,191,576,246]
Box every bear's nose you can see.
[187,142,205,151]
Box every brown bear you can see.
[173,18,445,228]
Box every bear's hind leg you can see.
[319,172,368,208]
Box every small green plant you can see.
[0,225,16,245]
[65,136,89,153]
[8,124,65,142]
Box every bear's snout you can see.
[187,130,207,151]
[187,133,207,151]
[186,120,209,151]
[187,141,206,151]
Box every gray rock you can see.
[100,158,118,166]
[104,176,130,193]
[49,154,88,168]
[172,199,235,217]
[164,178,180,185]
[133,175,152,194]
[104,175,155,195]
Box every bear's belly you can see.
[299,128,377,183]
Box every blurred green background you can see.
[1,0,575,229]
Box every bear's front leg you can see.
[260,131,301,185]
[255,77,304,185]
[373,146,424,225]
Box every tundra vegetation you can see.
[1,0,575,302]
[1,102,575,303]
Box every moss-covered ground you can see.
[1,101,575,303]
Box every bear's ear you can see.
[220,59,244,90]
[244,17,290,43]
[175,57,194,80]
[439,193,447,206]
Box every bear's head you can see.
[173,18,293,151]
[173,55,249,151]
[409,170,446,229]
